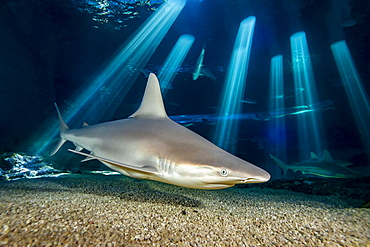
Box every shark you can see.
[192,46,216,81]
[51,73,270,189]
[270,150,363,178]
[241,98,257,105]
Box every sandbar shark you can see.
[51,74,270,189]
[193,46,216,81]
[270,150,363,178]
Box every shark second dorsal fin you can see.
[130,73,168,119]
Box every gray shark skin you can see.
[270,150,363,178]
[51,73,270,189]
[192,46,205,80]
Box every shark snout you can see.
[243,170,271,183]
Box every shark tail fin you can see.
[269,154,288,175]
[50,103,69,156]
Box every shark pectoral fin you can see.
[68,149,158,175]
[199,68,205,76]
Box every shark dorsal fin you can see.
[310,152,319,159]
[130,73,168,119]
[321,150,352,166]
[322,149,334,162]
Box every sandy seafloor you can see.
[0,173,369,247]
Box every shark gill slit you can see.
[159,158,175,175]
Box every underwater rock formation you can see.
[0,152,69,180]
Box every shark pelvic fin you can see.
[74,145,83,152]
[81,152,95,162]
[81,157,94,162]
[130,73,168,120]
[50,103,69,156]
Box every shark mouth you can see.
[243,177,270,183]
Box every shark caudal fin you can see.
[50,103,69,156]
[269,154,289,175]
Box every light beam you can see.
[213,16,256,152]
[331,40,370,161]
[268,55,286,161]
[158,34,195,97]
[27,0,187,154]
[290,31,324,157]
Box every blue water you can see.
[0,0,369,180]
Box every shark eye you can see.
[220,168,229,177]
